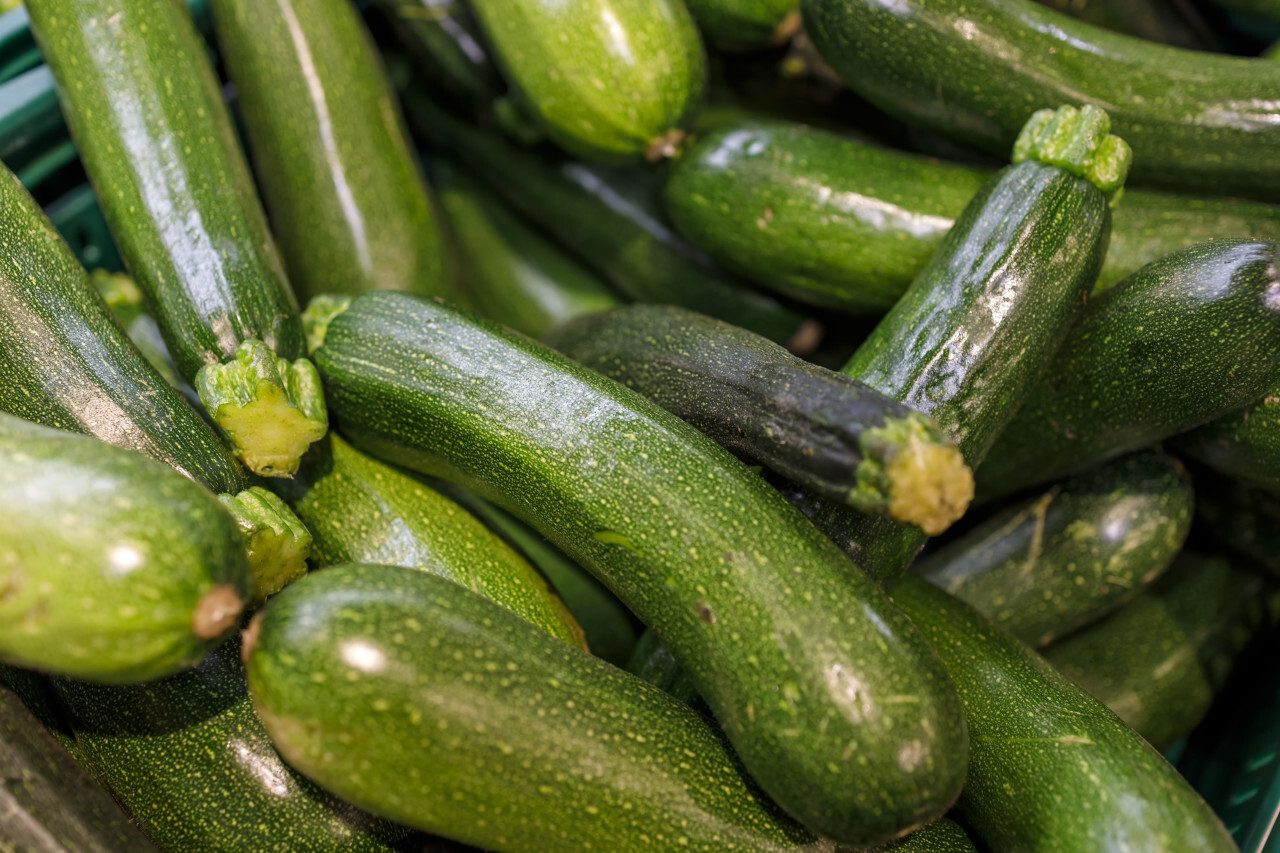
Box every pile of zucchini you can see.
[3,0,1279,850]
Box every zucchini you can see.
[1043,553,1279,751]
[889,573,1237,852]
[1196,475,1280,578]
[801,0,1280,201]
[0,413,248,683]
[867,820,978,853]
[663,118,1280,314]
[273,432,586,648]
[916,451,1193,647]
[371,0,506,110]
[0,677,161,853]
[91,269,192,398]
[1172,383,1280,493]
[1034,0,1217,50]
[685,0,801,51]
[628,627,703,708]
[54,638,411,853]
[313,291,968,844]
[467,0,706,162]
[547,304,973,534]
[28,0,327,478]
[244,564,829,852]
[977,239,1280,498]
[209,0,447,303]
[435,162,620,340]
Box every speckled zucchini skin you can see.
[801,0,1280,200]
[686,0,799,50]
[890,574,1238,853]
[1173,382,1280,493]
[246,565,829,853]
[468,0,706,162]
[664,119,1280,313]
[916,451,1193,647]
[315,292,969,845]
[866,819,978,852]
[0,414,249,683]
[977,239,1280,498]
[274,433,585,648]
[210,0,447,302]
[55,639,409,853]
[1044,554,1278,751]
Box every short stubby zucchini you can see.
[0,413,248,683]
[314,291,968,845]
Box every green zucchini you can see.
[686,0,801,51]
[1173,385,1280,493]
[371,0,506,110]
[663,118,1280,314]
[889,573,1237,852]
[435,162,620,340]
[1034,0,1217,50]
[209,0,447,303]
[1196,475,1280,578]
[0,413,248,683]
[1043,553,1278,751]
[244,564,829,852]
[55,638,410,853]
[628,627,703,708]
[836,105,1125,582]
[547,304,973,534]
[916,451,1193,647]
[313,292,968,844]
[273,432,586,648]
[801,0,1280,201]
[467,0,706,162]
[0,677,161,853]
[399,94,811,348]
[866,820,978,853]
[977,239,1280,498]
[91,269,191,397]
[28,0,327,478]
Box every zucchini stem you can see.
[302,294,353,354]
[853,415,974,536]
[218,487,313,607]
[1012,104,1132,205]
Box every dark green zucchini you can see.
[210,0,447,302]
[0,413,248,683]
[371,0,506,110]
[1044,553,1278,751]
[686,0,801,50]
[435,162,620,340]
[977,239,1280,498]
[245,564,828,852]
[1196,474,1280,578]
[91,269,191,396]
[28,0,327,478]
[916,451,1193,647]
[1173,384,1280,493]
[663,118,1280,314]
[1035,0,1217,50]
[890,573,1237,852]
[802,0,1280,201]
[548,304,973,534]
[314,291,968,845]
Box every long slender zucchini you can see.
[245,564,831,852]
[686,0,801,50]
[548,304,973,534]
[0,413,248,683]
[28,0,327,478]
[802,0,1280,201]
[664,118,1280,313]
[209,0,447,302]
[1044,553,1278,751]
[1172,383,1280,493]
[977,239,1280,498]
[916,451,1193,647]
[890,573,1237,852]
[313,291,968,845]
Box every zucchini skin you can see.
[664,119,1280,313]
[867,820,978,853]
[685,0,801,50]
[1173,383,1280,492]
[209,0,447,302]
[801,0,1280,200]
[245,564,827,853]
[1044,553,1278,751]
[372,0,506,109]
[0,414,248,683]
[890,574,1237,853]
[468,0,706,162]
[916,451,1193,647]
[274,433,586,648]
[977,239,1280,498]
[316,292,969,845]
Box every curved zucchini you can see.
[977,239,1280,498]
[1173,384,1280,492]
[686,0,801,50]
[27,0,326,477]
[245,564,829,852]
[468,0,706,162]
[313,291,968,845]
[890,573,1237,852]
[802,0,1280,201]
[0,414,248,683]
[548,304,973,534]
[209,0,447,302]
[916,451,1193,647]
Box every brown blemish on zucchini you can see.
[192,585,244,640]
